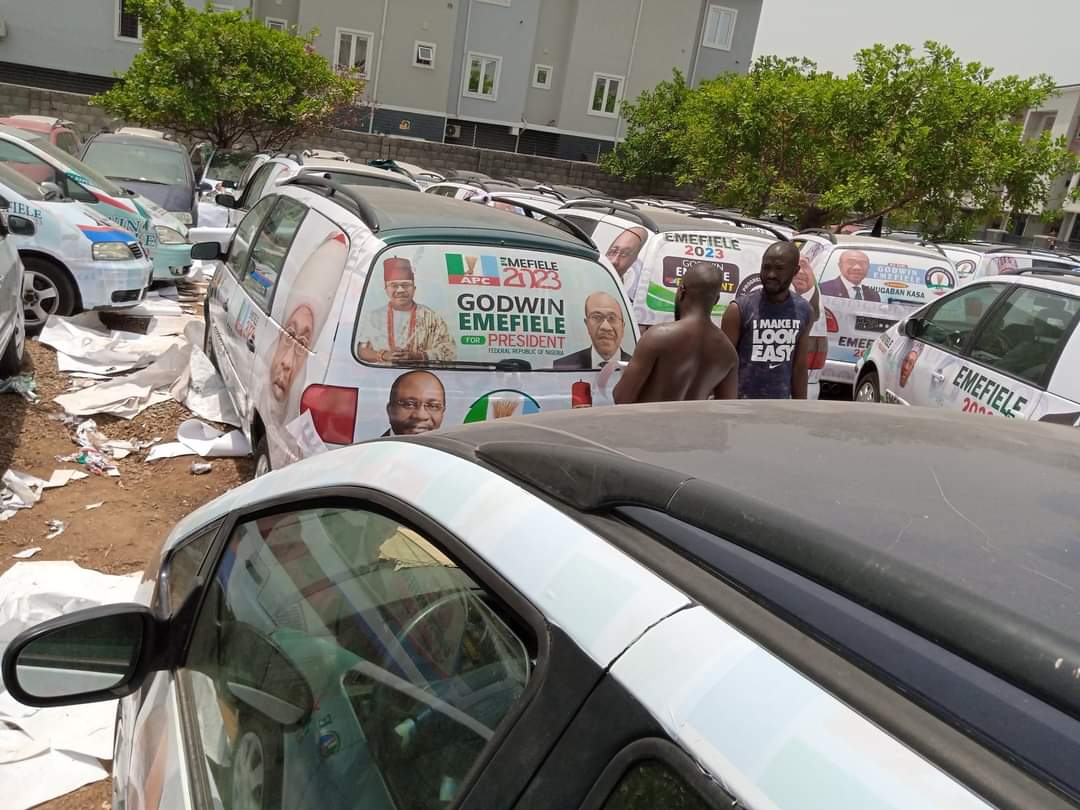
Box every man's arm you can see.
[720,302,742,349]
[613,331,662,405]
[713,337,738,400]
[790,323,811,399]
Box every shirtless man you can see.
[613,263,738,404]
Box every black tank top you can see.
[735,290,812,399]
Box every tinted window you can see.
[0,162,45,200]
[919,284,1004,351]
[354,244,635,370]
[181,506,531,810]
[239,162,278,209]
[206,150,254,186]
[561,215,599,237]
[226,195,276,280]
[241,197,307,310]
[55,132,79,156]
[83,141,189,186]
[163,524,218,612]
[967,287,1080,384]
[601,760,711,810]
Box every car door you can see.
[893,283,1007,409]
[956,285,1080,420]
[208,195,277,416]
[229,161,285,226]
[169,492,600,810]
[224,195,307,423]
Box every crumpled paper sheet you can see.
[54,344,189,420]
[0,561,142,809]
[170,322,240,427]
[39,313,185,376]
[146,418,251,462]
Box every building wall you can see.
[252,0,302,28]
[298,0,385,95]
[690,0,763,84]
[454,0,542,127]
[373,0,459,115]
[523,0,576,129]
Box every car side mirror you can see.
[190,241,223,261]
[215,193,237,208]
[902,318,924,338]
[7,214,36,237]
[40,181,64,201]
[2,604,160,707]
[198,181,213,193]
[216,622,313,729]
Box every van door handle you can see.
[932,370,946,383]
[221,298,229,313]
[246,336,255,353]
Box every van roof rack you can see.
[797,228,838,243]
[560,199,658,231]
[487,195,597,250]
[915,240,948,257]
[688,212,789,241]
[985,246,1074,260]
[283,174,380,233]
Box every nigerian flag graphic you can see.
[464,390,541,423]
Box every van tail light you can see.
[300,385,358,445]
[808,337,828,371]
[825,307,839,333]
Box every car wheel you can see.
[0,326,22,377]
[253,435,271,479]
[22,257,75,333]
[231,714,282,810]
[855,371,881,403]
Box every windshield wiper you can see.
[111,176,168,185]
[399,358,533,372]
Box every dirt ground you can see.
[1,321,253,809]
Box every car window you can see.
[600,760,711,810]
[163,524,219,612]
[181,505,532,810]
[561,215,599,237]
[354,244,635,370]
[967,287,1080,385]
[239,162,278,210]
[919,284,1005,352]
[818,248,957,305]
[55,132,79,156]
[241,197,307,311]
[83,141,190,186]
[226,196,276,280]
[0,138,51,177]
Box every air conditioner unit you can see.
[509,125,520,136]
[446,124,462,139]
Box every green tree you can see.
[93,0,361,150]
[601,69,691,190]
[608,43,1080,238]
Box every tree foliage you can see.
[605,43,1080,238]
[93,0,361,150]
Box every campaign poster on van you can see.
[590,220,651,301]
[631,231,769,327]
[817,248,956,365]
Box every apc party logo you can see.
[925,266,956,291]
[446,254,501,286]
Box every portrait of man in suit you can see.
[554,292,631,370]
[820,249,881,302]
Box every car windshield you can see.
[27,135,127,196]
[0,162,45,200]
[83,141,189,186]
[355,244,635,372]
[206,149,253,184]
[305,169,417,191]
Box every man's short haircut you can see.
[388,369,445,403]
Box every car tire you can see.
[22,256,76,334]
[253,435,271,479]
[855,370,881,403]
[230,713,283,810]
[0,326,22,377]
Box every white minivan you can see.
[199,177,638,472]
[799,232,959,386]
[0,209,26,376]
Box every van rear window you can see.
[819,248,957,305]
[354,244,634,371]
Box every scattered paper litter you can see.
[1,470,46,518]
[170,321,241,426]
[190,462,213,475]
[54,343,188,419]
[1,747,107,810]
[286,410,328,459]
[176,418,250,458]
[84,502,104,510]
[43,469,88,489]
[11,548,41,560]
[44,520,65,540]
[145,441,195,462]
[0,375,39,404]
[122,297,183,317]
[40,313,185,376]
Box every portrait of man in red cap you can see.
[357,257,456,364]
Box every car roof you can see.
[0,115,72,131]
[811,233,950,260]
[86,132,185,152]
[291,185,600,258]
[991,271,1080,294]
[0,124,42,142]
[635,205,777,239]
[410,400,1080,720]
[300,160,414,181]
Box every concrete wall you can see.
[690,0,763,83]
[0,81,691,199]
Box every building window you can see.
[116,0,141,40]
[265,17,288,31]
[414,41,436,69]
[589,73,624,118]
[335,28,373,78]
[701,5,738,51]
[533,64,553,90]
[210,3,233,11]
[464,53,501,101]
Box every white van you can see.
[968,247,1080,281]
[799,233,959,386]
[198,178,638,473]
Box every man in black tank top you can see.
[721,242,812,399]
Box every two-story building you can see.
[1018,83,1080,246]
[0,0,763,161]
